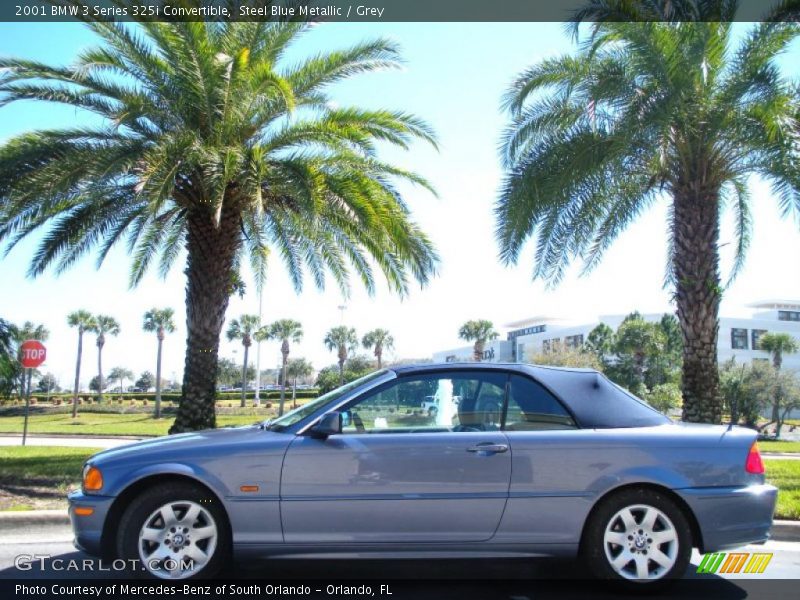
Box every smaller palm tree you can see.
[143,308,176,419]
[16,321,50,399]
[68,310,96,417]
[108,367,134,394]
[256,319,303,416]
[88,315,120,403]
[324,326,359,386]
[226,315,261,408]
[759,332,800,429]
[362,329,394,369]
[458,320,499,362]
[759,333,800,371]
[286,358,314,409]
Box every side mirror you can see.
[311,411,342,438]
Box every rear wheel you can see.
[117,482,230,579]
[582,488,691,588]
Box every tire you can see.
[581,487,692,589]
[117,481,231,580]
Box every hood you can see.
[88,424,275,465]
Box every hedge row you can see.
[20,388,318,404]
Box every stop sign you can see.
[20,340,47,368]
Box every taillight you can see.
[745,442,764,475]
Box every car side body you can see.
[68,363,777,579]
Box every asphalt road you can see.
[0,435,142,448]
[0,524,797,599]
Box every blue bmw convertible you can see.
[68,363,776,586]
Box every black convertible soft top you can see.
[520,364,671,429]
[391,362,670,429]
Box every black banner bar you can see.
[1,0,797,23]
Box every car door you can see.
[280,370,512,543]
[493,373,589,544]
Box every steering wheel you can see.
[453,424,482,432]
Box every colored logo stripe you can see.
[696,552,772,574]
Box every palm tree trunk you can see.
[278,351,288,416]
[72,330,82,418]
[97,341,104,403]
[171,204,242,434]
[240,344,249,408]
[155,337,163,419]
[674,185,723,424]
[474,342,484,362]
[292,376,298,409]
[376,346,382,369]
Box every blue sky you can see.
[1,21,799,389]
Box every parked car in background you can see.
[68,363,776,586]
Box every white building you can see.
[432,300,800,372]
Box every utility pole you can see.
[337,304,347,324]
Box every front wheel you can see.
[117,482,230,579]
[582,488,692,588]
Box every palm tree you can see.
[88,315,120,403]
[67,310,95,418]
[0,13,439,433]
[108,366,134,394]
[497,15,800,424]
[226,315,260,408]
[759,331,800,429]
[458,320,499,362]
[286,358,314,409]
[143,307,176,419]
[758,332,799,371]
[15,321,50,400]
[324,326,359,386]
[257,319,302,416]
[362,329,394,369]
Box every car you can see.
[68,363,776,585]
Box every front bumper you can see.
[67,489,115,557]
[677,484,778,552]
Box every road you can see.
[0,435,142,448]
[0,523,797,599]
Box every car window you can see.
[504,374,577,431]
[341,371,507,434]
[265,370,387,431]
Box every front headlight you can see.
[82,464,103,492]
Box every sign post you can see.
[20,340,47,446]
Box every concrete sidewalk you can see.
[0,434,144,448]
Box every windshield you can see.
[264,370,389,431]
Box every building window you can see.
[752,329,767,351]
[542,339,551,354]
[565,334,584,349]
[731,328,749,350]
[778,311,800,321]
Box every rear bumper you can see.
[67,490,115,557]
[676,484,778,552]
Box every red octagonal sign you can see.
[20,339,47,368]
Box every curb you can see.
[0,510,69,530]
[2,511,799,542]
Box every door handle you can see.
[466,443,508,454]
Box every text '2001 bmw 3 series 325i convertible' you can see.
[68,363,777,588]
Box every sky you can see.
[1,21,799,390]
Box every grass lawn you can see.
[0,413,267,436]
[0,446,101,511]
[759,440,800,454]
[765,459,800,521]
